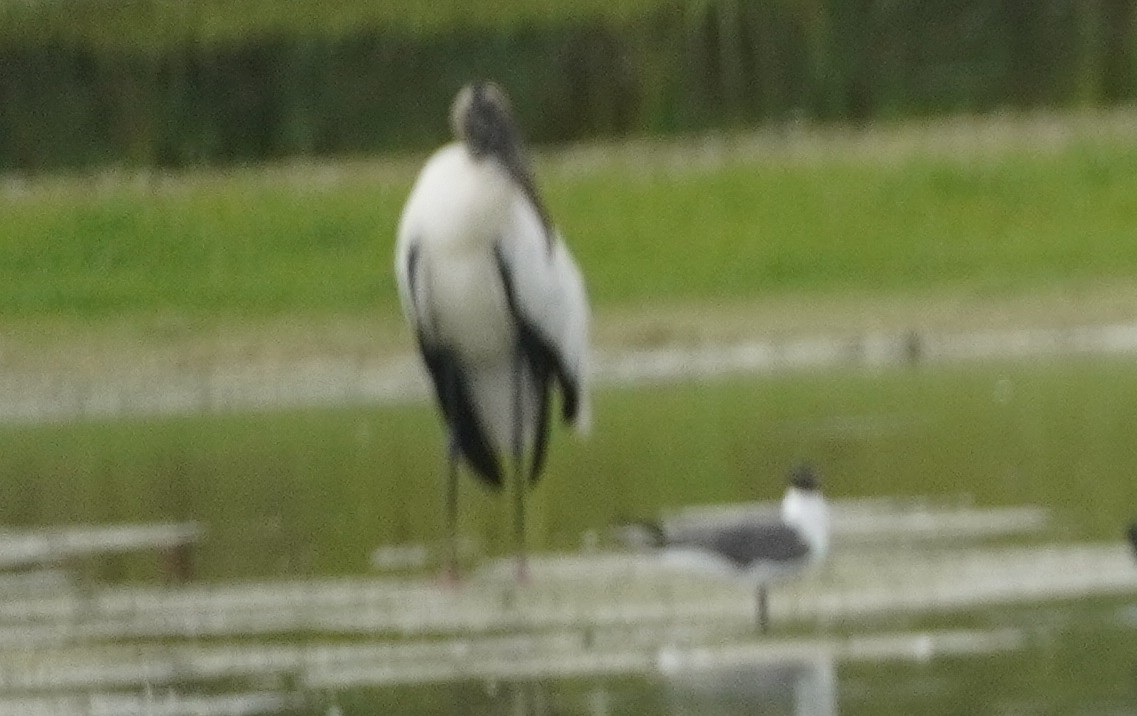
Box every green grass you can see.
[3,357,1135,582]
[6,133,1137,326]
[1,171,402,319]
[563,145,1137,303]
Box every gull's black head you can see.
[788,464,821,492]
[450,81,521,159]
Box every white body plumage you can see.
[396,142,590,458]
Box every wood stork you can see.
[394,82,591,581]
[616,465,830,632]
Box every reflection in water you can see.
[504,681,553,716]
[661,654,837,716]
[455,658,837,716]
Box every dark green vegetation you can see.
[2,358,1134,582]
[3,0,1135,170]
[5,130,1137,323]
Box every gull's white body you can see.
[780,485,830,561]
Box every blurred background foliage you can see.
[2,0,1135,172]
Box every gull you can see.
[617,465,830,632]
[394,81,590,581]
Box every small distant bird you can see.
[616,465,830,632]
[395,81,591,581]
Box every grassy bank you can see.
[5,114,1137,327]
[2,356,1134,582]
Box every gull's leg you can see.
[756,585,769,633]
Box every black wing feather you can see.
[557,366,579,424]
[493,243,569,484]
[407,244,503,488]
[419,346,502,488]
[527,354,553,482]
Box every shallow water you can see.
[2,532,1134,716]
[4,354,1137,713]
[311,598,1137,715]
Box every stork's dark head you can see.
[788,464,821,492]
[450,81,521,159]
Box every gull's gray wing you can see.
[671,521,810,568]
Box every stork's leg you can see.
[440,365,461,587]
[756,585,769,633]
[442,432,460,586]
[512,345,529,583]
